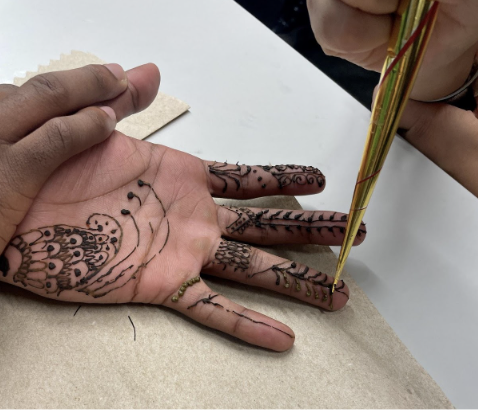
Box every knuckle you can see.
[84,64,111,93]
[27,73,69,107]
[231,307,249,335]
[85,107,108,131]
[128,81,141,113]
[45,117,74,153]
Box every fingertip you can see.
[271,327,296,352]
[353,225,367,246]
[104,63,127,84]
[126,63,161,98]
[329,282,350,311]
[98,105,117,122]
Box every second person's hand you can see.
[307,0,478,101]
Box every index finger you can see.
[0,64,127,143]
[205,161,326,198]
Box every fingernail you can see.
[99,106,116,122]
[104,63,126,82]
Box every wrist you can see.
[411,48,477,101]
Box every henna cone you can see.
[333,0,439,289]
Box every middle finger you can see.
[0,64,127,143]
[217,205,366,246]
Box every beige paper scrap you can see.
[13,50,189,140]
[0,196,451,408]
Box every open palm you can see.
[0,64,365,351]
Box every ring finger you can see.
[203,239,350,312]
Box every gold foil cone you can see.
[333,0,439,289]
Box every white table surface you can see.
[1,0,477,407]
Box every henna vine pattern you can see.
[223,207,367,237]
[249,262,348,310]
[0,180,170,299]
[208,162,252,193]
[213,240,251,272]
[187,294,294,338]
[208,162,325,193]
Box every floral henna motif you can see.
[187,294,294,338]
[213,240,251,272]
[223,207,367,237]
[208,162,325,192]
[0,180,170,298]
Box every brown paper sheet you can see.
[0,195,451,408]
[13,51,190,140]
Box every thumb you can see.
[7,106,116,198]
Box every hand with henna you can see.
[0,65,366,352]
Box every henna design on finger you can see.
[171,275,201,302]
[208,162,252,193]
[209,162,325,192]
[223,207,366,237]
[187,294,294,338]
[249,262,348,310]
[259,165,325,189]
[0,180,170,299]
[213,240,251,272]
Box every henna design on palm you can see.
[223,207,367,237]
[0,180,170,298]
[187,294,294,338]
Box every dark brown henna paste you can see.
[209,162,325,192]
[259,164,325,189]
[171,275,201,302]
[249,262,348,310]
[208,162,252,193]
[187,294,294,338]
[2,180,171,299]
[223,207,366,237]
[213,240,251,272]
[127,191,142,206]
[138,180,166,216]
[5,213,123,295]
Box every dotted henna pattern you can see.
[0,180,170,298]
